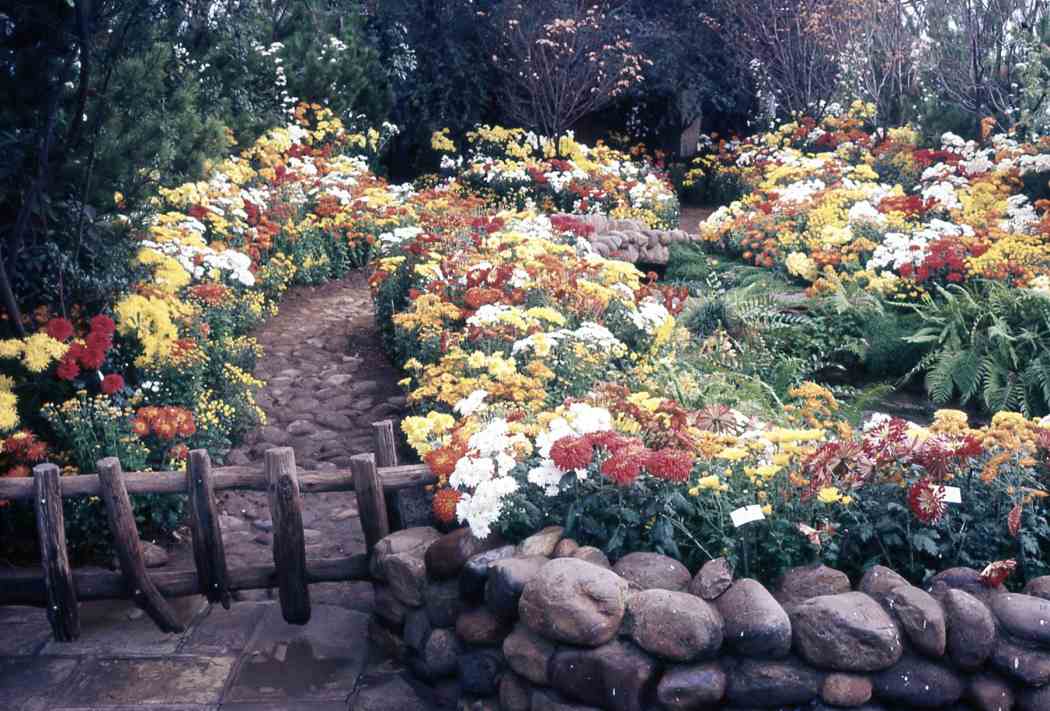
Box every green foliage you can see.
[904,282,1050,415]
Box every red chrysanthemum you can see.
[432,487,462,525]
[100,373,125,395]
[979,559,1017,587]
[45,317,74,342]
[644,448,695,482]
[89,314,116,337]
[600,446,646,486]
[56,355,80,381]
[585,430,635,454]
[549,435,594,472]
[907,478,946,524]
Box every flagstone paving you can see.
[0,270,438,710]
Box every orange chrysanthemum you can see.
[432,487,462,525]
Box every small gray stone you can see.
[858,565,910,598]
[571,546,611,568]
[943,589,997,670]
[715,579,792,658]
[689,557,733,600]
[968,672,1014,711]
[460,545,517,603]
[424,578,462,628]
[881,585,946,658]
[625,589,724,661]
[503,623,556,685]
[287,418,316,436]
[499,672,532,711]
[553,538,579,558]
[725,655,822,707]
[419,628,460,679]
[518,525,564,557]
[486,556,549,620]
[989,593,1050,647]
[820,672,872,707]
[656,662,726,709]
[455,606,509,646]
[1024,576,1050,601]
[613,551,691,591]
[872,654,964,708]
[458,649,505,696]
[774,564,850,608]
[990,635,1050,686]
[549,640,657,711]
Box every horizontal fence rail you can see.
[0,463,435,501]
[0,419,435,642]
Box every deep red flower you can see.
[644,448,695,482]
[585,430,635,453]
[45,318,74,342]
[600,446,646,486]
[89,315,116,337]
[549,435,594,472]
[907,478,946,524]
[56,355,80,381]
[979,559,1017,587]
[100,373,125,395]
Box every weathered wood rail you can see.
[0,420,436,642]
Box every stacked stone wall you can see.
[553,214,694,264]
[368,525,1050,711]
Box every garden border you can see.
[0,419,436,641]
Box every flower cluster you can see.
[694,109,1050,300]
[435,125,680,229]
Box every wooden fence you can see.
[0,420,435,642]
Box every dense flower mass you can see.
[373,188,1050,583]
[435,125,680,229]
[692,103,1050,300]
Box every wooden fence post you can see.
[372,420,399,468]
[351,453,389,553]
[33,463,79,641]
[96,457,184,633]
[186,450,231,608]
[265,447,310,625]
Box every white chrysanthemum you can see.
[454,390,489,417]
[455,476,519,539]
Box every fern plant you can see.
[903,282,1050,415]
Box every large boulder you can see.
[872,654,964,709]
[572,546,611,568]
[881,585,946,658]
[519,558,630,647]
[549,640,658,711]
[689,557,733,600]
[425,527,503,580]
[790,592,903,672]
[943,589,997,670]
[656,662,727,710]
[989,593,1050,647]
[724,656,822,708]
[625,589,724,661]
[503,623,556,685]
[486,555,549,620]
[715,579,792,658]
[371,527,442,607]
[774,564,851,609]
[612,551,691,591]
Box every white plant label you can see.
[941,486,962,504]
[730,505,765,527]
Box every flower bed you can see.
[369,525,1050,711]
[434,125,680,229]
[372,205,1050,587]
[690,103,1050,299]
[0,109,677,559]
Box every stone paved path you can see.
[0,270,439,710]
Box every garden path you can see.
[0,270,440,711]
